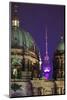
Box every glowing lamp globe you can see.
[44,66,51,73]
[42,63,51,80]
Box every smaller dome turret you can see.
[57,35,64,51]
[53,34,65,80]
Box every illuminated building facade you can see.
[53,35,65,95]
[10,3,65,97]
[10,16,65,97]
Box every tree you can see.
[11,55,22,65]
[11,83,22,92]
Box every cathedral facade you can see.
[10,4,65,97]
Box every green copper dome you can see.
[11,19,39,53]
[11,28,34,48]
[57,36,64,51]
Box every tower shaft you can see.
[44,28,49,61]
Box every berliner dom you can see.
[10,3,65,97]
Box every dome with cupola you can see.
[11,16,41,80]
[11,18,38,53]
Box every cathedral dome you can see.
[11,19,39,55]
[11,18,40,80]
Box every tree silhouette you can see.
[11,83,22,92]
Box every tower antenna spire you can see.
[44,27,49,61]
[14,5,18,13]
[45,27,48,56]
[42,26,52,80]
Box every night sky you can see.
[11,2,65,65]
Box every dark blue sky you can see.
[11,2,65,64]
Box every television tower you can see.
[42,28,51,80]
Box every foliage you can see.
[11,83,22,92]
[11,55,22,65]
